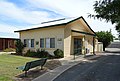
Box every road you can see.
[53,42,120,81]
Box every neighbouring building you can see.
[15,16,102,57]
[0,37,18,51]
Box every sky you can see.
[0,0,118,38]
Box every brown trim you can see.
[72,30,96,36]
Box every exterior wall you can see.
[20,26,65,55]
[65,20,95,55]
[0,39,3,50]
[85,35,94,53]
[19,18,99,57]
[64,20,85,56]
[65,20,99,55]
[97,42,103,52]
[95,38,98,52]
[70,20,88,32]
[64,24,72,57]
[0,38,16,51]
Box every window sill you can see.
[40,48,56,50]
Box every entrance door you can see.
[74,38,82,55]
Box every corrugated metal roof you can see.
[15,16,81,32]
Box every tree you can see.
[15,40,24,55]
[89,0,120,36]
[96,30,114,51]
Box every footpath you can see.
[33,53,102,81]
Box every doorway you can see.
[74,38,82,55]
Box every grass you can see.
[0,53,38,81]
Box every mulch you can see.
[14,59,62,81]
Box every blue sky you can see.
[0,0,118,38]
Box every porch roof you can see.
[72,30,96,37]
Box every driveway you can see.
[53,42,120,81]
[54,53,120,81]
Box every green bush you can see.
[15,40,24,55]
[3,48,15,52]
[36,49,50,58]
[25,49,53,58]
[25,50,37,57]
[54,49,64,58]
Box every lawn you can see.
[0,53,38,81]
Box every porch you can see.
[64,30,97,57]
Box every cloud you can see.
[0,32,19,38]
[26,0,95,17]
[0,24,18,33]
[0,0,118,37]
[26,0,118,35]
[0,0,63,24]
[0,23,19,38]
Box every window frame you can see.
[24,39,27,47]
[50,38,55,48]
[40,38,45,48]
[31,39,34,48]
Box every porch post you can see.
[83,35,86,57]
[93,37,96,55]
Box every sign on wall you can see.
[57,38,62,47]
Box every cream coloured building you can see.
[15,16,100,57]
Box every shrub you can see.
[15,40,24,55]
[3,48,15,52]
[54,49,64,58]
[37,49,50,58]
[25,49,52,58]
[25,50,37,57]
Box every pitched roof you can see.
[15,16,82,32]
[14,16,96,35]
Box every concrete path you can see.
[33,54,101,81]
[0,52,15,54]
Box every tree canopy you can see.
[89,0,120,36]
[96,30,114,51]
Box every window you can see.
[28,39,31,48]
[31,39,34,47]
[50,38,55,48]
[24,39,27,47]
[45,38,50,48]
[24,39,34,48]
[45,38,55,48]
[26,39,29,47]
[40,38,55,48]
[40,38,44,48]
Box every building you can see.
[0,37,18,51]
[15,16,100,57]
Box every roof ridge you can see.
[41,17,77,24]
[41,18,66,24]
